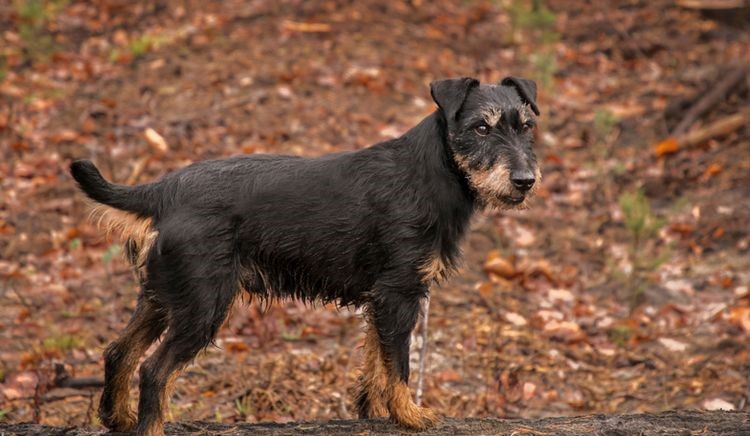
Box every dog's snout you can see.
[510,170,535,192]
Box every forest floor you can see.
[1,0,749,431]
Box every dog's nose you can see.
[510,170,535,192]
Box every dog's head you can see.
[431,76,541,210]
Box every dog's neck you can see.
[400,111,476,204]
[391,111,477,265]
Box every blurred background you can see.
[1,0,749,427]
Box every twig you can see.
[681,108,750,147]
[415,296,430,407]
[677,0,750,9]
[54,364,104,389]
[670,64,748,137]
[125,155,150,185]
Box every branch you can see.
[415,296,430,406]
[3,411,749,435]
[670,63,748,137]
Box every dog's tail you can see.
[70,160,159,218]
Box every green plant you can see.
[14,0,68,64]
[608,325,632,348]
[593,108,619,142]
[43,333,81,353]
[109,34,168,62]
[0,408,10,422]
[509,0,556,40]
[507,0,559,89]
[0,55,7,82]
[529,51,557,89]
[618,189,669,307]
[102,243,121,263]
[234,396,252,419]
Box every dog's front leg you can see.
[359,282,439,429]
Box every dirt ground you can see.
[1,0,749,429]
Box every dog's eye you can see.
[475,124,490,136]
[521,122,535,132]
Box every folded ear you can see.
[501,76,540,116]
[430,77,480,122]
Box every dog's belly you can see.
[238,241,382,306]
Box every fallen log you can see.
[2,410,750,435]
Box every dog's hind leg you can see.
[134,276,237,436]
[99,296,167,432]
[358,274,439,429]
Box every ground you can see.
[1,0,749,430]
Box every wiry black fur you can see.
[70,75,540,434]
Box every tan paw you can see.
[391,403,440,430]
[100,410,136,432]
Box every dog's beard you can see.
[459,161,540,211]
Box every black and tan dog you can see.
[70,76,541,435]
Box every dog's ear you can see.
[430,77,479,122]
[501,76,540,116]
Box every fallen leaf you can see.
[703,398,735,411]
[522,382,537,401]
[505,312,528,327]
[544,319,585,342]
[226,342,249,352]
[702,163,723,179]
[548,288,575,303]
[654,137,679,157]
[729,306,750,333]
[282,20,331,33]
[658,337,688,352]
[144,128,169,153]
[484,250,516,279]
[435,369,462,382]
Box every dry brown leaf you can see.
[728,306,750,332]
[144,128,169,153]
[505,312,528,327]
[522,382,537,401]
[484,249,516,279]
[654,137,679,157]
[702,163,723,179]
[282,20,331,33]
[435,369,462,382]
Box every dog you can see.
[70,76,541,435]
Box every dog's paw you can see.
[391,404,441,430]
[100,411,137,432]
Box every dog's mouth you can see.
[499,194,525,205]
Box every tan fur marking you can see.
[359,323,389,417]
[141,418,166,436]
[453,152,541,210]
[419,254,451,284]
[358,319,439,428]
[480,106,502,126]
[518,104,530,125]
[387,382,439,429]
[105,309,162,431]
[465,162,515,209]
[90,204,157,270]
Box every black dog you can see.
[70,76,540,435]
